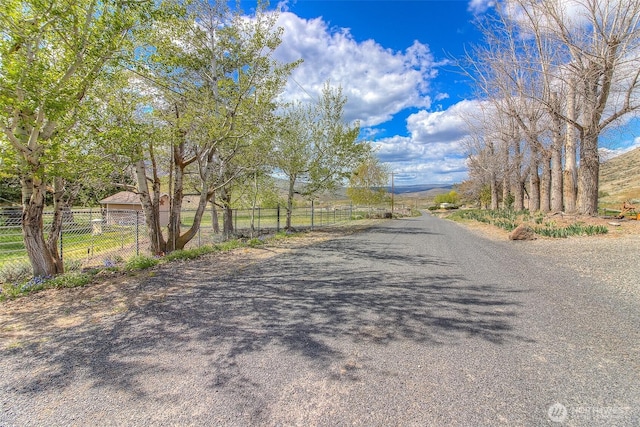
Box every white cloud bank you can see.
[374,100,480,184]
[273,12,440,127]
[270,11,474,184]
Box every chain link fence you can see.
[0,204,395,283]
[0,208,149,284]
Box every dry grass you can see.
[599,147,640,208]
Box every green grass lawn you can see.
[0,224,145,266]
[1,206,373,281]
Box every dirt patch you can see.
[0,221,381,350]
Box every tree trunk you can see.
[502,177,510,209]
[135,159,166,255]
[490,172,499,210]
[211,202,220,233]
[249,172,258,236]
[514,180,524,211]
[502,142,511,209]
[550,134,563,212]
[286,175,296,229]
[167,141,187,253]
[223,205,233,236]
[576,132,600,216]
[21,175,62,277]
[539,152,551,213]
[46,177,66,273]
[563,84,578,213]
[529,154,540,212]
[513,142,524,211]
[221,188,233,237]
[174,181,215,250]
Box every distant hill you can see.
[385,183,453,195]
[599,147,640,207]
[272,177,453,199]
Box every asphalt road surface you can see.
[2,214,639,426]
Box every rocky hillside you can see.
[599,146,640,208]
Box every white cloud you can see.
[266,11,473,184]
[599,136,640,161]
[273,12,440,126]
[468,0,495,15]
[373,100,481,184]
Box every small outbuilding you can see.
[99,191,169,227]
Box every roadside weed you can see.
[446,209,608,238]
[124,255,159,271]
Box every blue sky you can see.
[238,0,639,185]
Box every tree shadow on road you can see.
[3,226,534,410]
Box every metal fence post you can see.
[311,200,314,230]
[257,207,261,233]
[59,225,63,267]
[135,211,140,256]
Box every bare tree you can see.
[511,0,640,215]
[462,106,505,210]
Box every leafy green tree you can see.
[434,191,460,206]
[346,151,389,208]
[129,1,297,251]
[0,0,154,276]
[479,185,492,210]
[274,84,367,229]
[0,146,21,205]
[272,102,313,229]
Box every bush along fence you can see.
[0,204,389,284]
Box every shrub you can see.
[448,209,608,238]
[103,255,124,268]
[20,275,50,293]
[504,194,515,209]
[124,255,159,271]
[48,273,92,289]
[216,239,243,251]
[272,231,301,241]
[64,259,83,272]
[0,271,95,301]
[164,246,216,261]
[534,223,608,238]
[0,263,32,284]
[247,238,264,248]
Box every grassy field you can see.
[0,206,374,283]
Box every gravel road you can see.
[1,213,639,426]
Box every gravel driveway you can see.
[1,213,638,426]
